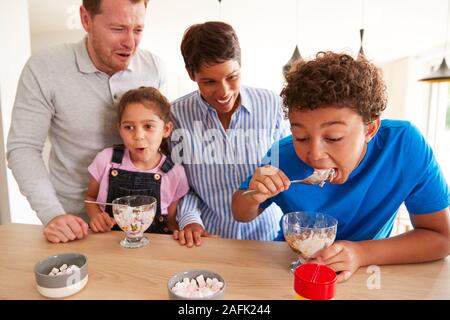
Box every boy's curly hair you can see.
[281,52,387,124]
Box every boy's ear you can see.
[365,118,381,143]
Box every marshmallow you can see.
[196,274,206,288]
[48,264,79,276]
[171,274,224,298]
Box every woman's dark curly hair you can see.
[281,51,387,124]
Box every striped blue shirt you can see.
[170,86,290,240]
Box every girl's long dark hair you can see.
[117,87,172,156]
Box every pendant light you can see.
[358,0,366,57]
[419,0,450,82]
[218,0,222,20]
[359,29,365,57]
[283,0,302,77]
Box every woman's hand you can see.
[173,223,219,247]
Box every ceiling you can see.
[28,0,449,64]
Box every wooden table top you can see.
[0,223,449,300]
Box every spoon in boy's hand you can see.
[242,168,335,196]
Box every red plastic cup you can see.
[294,263,337,300]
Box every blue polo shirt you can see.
[240,120,450,241]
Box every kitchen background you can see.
[1,0,449,233]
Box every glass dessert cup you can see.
[112,195,157,248]
[282,211,338,273]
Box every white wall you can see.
[0,0,41,225]
[31,30,84,54]
[379,49,448,139]
[379,57,430,133]
[0,87,10,224]
[3,0,444,224]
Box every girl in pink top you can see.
[85,87,189,234]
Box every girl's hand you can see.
[307,240,365,283]
[89,212,116,232]
[248,165,290,203]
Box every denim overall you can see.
[105,144,174,234]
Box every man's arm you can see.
[6,58,64,225]
[6,57,88,242]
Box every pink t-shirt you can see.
[88,147,189,215]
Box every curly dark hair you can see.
[280,52,387,124]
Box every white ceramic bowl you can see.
[34,252,88,298]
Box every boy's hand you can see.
[248,165,291,202]
[307,240,365,282]
[89,212,116,233]
[173,223,219,247]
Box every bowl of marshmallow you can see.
[167,269,225,300]
[34,252,88,298]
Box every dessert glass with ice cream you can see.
[112,195,157,248]
[282,211,338,273]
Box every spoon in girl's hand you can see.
[242,168,335,196]
[84,200,115,206]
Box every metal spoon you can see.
[84,200,115,206]
[242,168,335,196]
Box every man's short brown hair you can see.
[82,0,149,17]
[180,21,241,75]
[281,51,387,124]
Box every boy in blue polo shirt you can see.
[232,51,450,282]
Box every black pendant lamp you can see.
[419,0,450,82]
[358,0,366,58]
[283,46,302,76]
[358,28,365,57]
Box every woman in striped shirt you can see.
[170,21,290,247]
